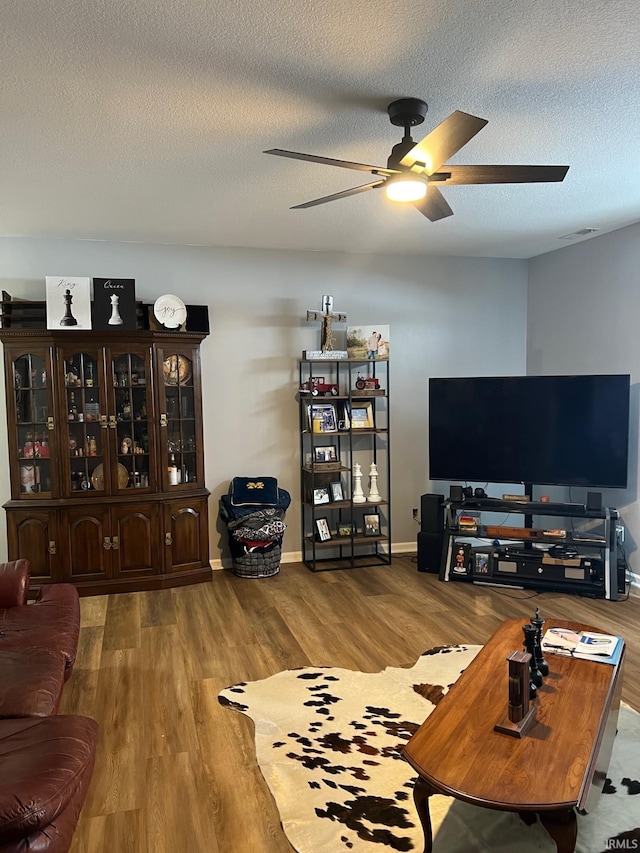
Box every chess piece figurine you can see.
[352,462,366,503]
[108,294,124,326]
[367,462,382,502]
[59,289,78,327]
[531,607,549,677]
[522,623,543,694]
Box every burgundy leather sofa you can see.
[0,560,98,852]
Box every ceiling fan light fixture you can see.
[385,174,427,203]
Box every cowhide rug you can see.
[218,645,640,852]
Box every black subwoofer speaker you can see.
[417,531,445,573]
[420,493,445,534]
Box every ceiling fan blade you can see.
[264,149,396,176]
[399,111,488,175]
[442,165,570,185]
[413,185,454,222]
[291,181,385,209]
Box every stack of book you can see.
[541,627,623,665]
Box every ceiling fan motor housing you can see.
[387,98,428,128]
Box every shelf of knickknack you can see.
[299,355,391,573]
[304,499,388,510]
[304,534,387,548]
[302,465,351,474]
[302,429,388,436]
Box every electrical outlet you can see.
[413,508,420,522]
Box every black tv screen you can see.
[429,374,630,489]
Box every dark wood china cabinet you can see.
[0,328,210,595]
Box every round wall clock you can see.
[153,294,187,329]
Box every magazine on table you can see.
[541,627,623,664]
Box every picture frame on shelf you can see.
[338,523,354,538]
[92,278,137,330]
[313,487,330,505]
[346,325,390,360]
[46,276,92,330]
[363,513,380,536]
[314,444,337,463]
[473,550,491,575]
[330,481,344,502]
[451,542,472,576]
[308,403,338,434]
[349,401,374,429]
[315,517,332,542]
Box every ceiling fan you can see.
[264,98,569,222]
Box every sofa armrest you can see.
[0,560,30,608]
[35,583,79,610]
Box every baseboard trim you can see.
[210,541,417,571]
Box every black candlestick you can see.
[531,607,549,677]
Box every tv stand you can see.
[440,497,620,600]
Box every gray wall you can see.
[528,221,640,580]
[0,237,527,562]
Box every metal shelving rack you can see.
[298,357,391,571]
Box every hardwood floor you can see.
[63,557,640,852]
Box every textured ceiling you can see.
[1,0,639,258]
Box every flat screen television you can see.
[429,374,631,489]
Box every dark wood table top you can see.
[403,618,624,812]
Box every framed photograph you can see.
[315,517,332,542]
[349,402,374,429]
[473,551,491,575]
[313,487,330,505]
[346,324,390,360]
[308,403,338,434]
[330,481,344,502]
[46,276,92,330]
[451,543,472,576]
[338,523,354,538]
[314,445,337,463]
[364,513,380,536]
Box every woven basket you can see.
[231,545,282,579]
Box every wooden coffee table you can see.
[402,618,624,853]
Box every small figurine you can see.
[352,462,366,503]
[367,462,382,502]
[522,623,543,695]
[531,607,549,677]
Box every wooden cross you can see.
[307,295,347,352]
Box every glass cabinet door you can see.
[12,351,54,496]
[109,350,154,492]
[160,350,199,488]
[62,350,108,495]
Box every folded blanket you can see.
[220,490,291,522]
